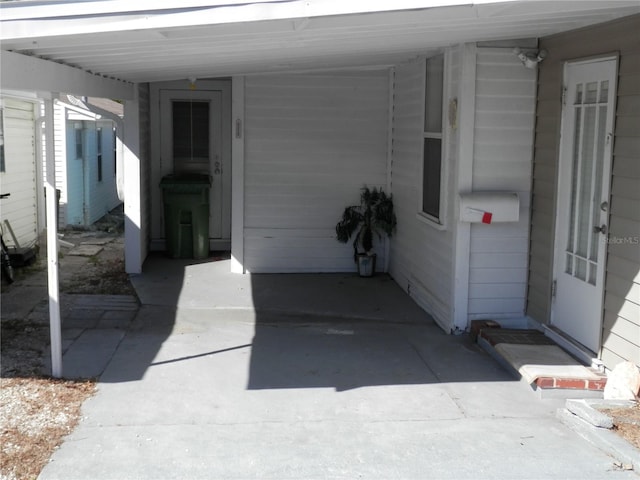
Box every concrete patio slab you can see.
[36,256,639,479]
[57,328,126,379]
[40,303,637,479]
[41,417,634,480]
[130,255,431,323]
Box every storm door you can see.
[551,57,617,353]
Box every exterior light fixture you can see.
[513,47,547,69]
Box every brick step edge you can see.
[536,376,607,391]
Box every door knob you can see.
[214,161,221,175]
[593,224,607,235]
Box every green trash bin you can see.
[160,174,211,259]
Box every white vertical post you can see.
[452,43,477,332]
[43,96,63,378]
[123,88,142,274]
[230,76,245,273]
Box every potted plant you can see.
[335,186,396,277]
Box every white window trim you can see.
[417,50,450,231]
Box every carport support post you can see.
[123,88,143,274]
[43,96,63,378]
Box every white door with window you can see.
[551,57,617,353]
[158,89,231,248]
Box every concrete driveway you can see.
[39,257,635,479]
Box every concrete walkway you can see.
[39,257,637,479]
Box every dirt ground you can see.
[597,403,640,451]
[1,211,134,480]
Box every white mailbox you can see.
[459,192,519,223]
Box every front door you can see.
[158,89,231,248]
[551,57,618,353]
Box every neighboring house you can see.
[0,91,44,255]
[1,2,638,372]
[53,95,122,229]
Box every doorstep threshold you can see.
[472,321,607,399]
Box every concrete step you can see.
[557,399,640,470]
[472,321,607,399]
[62,294,139,311]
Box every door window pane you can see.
[567,108,581,253]
[576,257,587,281]
[585,82,598,104]
[589,105,607,263]
[565,253,573,275]
[173,101,209,174]
[576,106,596,258]
[588,262,597,285]
[574,84,583,104]
[599,81,609,103]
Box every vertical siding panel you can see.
[1,98,38,248]
[243,71,389,272]
[468,48,536,320]
[389,53,457,329]
[529,14,640,369]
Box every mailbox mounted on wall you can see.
[459,192,519,224]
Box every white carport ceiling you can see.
[2,0,639,84]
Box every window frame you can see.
[418,52,449,230]
[74,122,84,160]
[97,126,103,182]
[112,127,117,176]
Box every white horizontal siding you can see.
[244,70,389,273]
[1,98,38,248]
[389,52,459,330]
[245,228,355,273]
[467,48,536,320]
[53,102,67,227]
